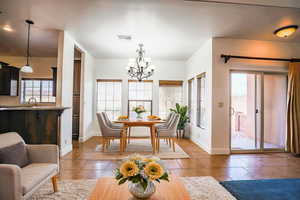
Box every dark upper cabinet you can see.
[0,64,20,96]
[51,67,57,97]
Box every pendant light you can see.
[21,20,34,73]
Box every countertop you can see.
[0,106,70,111]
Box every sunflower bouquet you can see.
[114,154,169,191]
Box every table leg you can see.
[151,125,156,154]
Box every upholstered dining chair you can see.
[155,114,180,153]
[0,132,59,200]
[102,112,124,129]
[155,112,175,129]
[97,113,126,152]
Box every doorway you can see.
[230,71,287,152]
[72,47,82,140]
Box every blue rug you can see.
[220,179,300,200]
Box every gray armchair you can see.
[97,113,126,152]
[155,114,180,152]
[0,132,59,200]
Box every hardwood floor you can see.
[59,136,300,181]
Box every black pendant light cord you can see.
[25,20,34,66]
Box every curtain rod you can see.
[221,54,300,63]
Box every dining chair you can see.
[155,114,180,152]
[96,113,126,152]
[102,112,124,129]
[155,112,175,129]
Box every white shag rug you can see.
[30,177,236,200]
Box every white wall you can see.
[92,59,186,135]
[185,39,213,153]
[211,38,300,154]
[57,31,96,156]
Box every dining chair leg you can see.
[168,138,172,148]
[172,138,175,152]
[157,138,160,153]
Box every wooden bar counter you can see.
[0,106,68,145]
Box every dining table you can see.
[114,118,165,153]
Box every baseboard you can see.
[79,131,101,142]
[60,144,73,157]
[210,148,230,155]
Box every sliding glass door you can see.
[230,71,287,152]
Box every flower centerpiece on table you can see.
[133,105,146,119]
[114,154,169,199]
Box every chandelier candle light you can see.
[126,44,155,81]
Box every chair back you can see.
[0,132,25,148]
[169,114,180,133]
[96,113,111,137]
[102,112,113,127]
[165,112,176,128]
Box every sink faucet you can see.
[28,97,37,106]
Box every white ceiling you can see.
[1,0,300,60]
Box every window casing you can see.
[21,79,55,103]
[188,78,193,120]
[96,79,122,120]
[196,73,206,128]
[159,80,183,120]
[128,80,153,118]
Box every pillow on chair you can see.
[0,142,29,167]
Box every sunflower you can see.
[144,162,164,180]
[128,154,143,161]
[142,156,160,163]
[120,161,139,177]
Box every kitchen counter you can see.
[0,106,69,111]
[0,106,69,145]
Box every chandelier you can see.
[126,44,155,81]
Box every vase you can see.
[136,113,143,119]
[128,181,156,199]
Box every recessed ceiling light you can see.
[117,35,132,40]
[3,25,13,32]
[274,25,298,38]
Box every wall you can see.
[211,38,300,154]
[92,59,186,136]
[57,31,96,156]
[0,56,57,106]
[185,39,213,153]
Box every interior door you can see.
[72,60,81,139]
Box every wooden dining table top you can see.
[114,119,165,126]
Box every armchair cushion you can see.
[21,163,57,194]
[0,142,29,168]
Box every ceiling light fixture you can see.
[126,44,155,81]
[274,25,298,38]
[117,34,132,40]
[3,25,13,32]
[21,20,34,73]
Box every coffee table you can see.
[88,175,190,200]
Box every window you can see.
[128,80,153,118]
[188,78,194,120]
[159,80,183,120]
[197,73,206,128]
[21,79,55,103]
[97,79,122,120]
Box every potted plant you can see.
[133,105,146,119]
[114,154,169,199]
[170,103,189,138]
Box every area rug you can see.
[30,177,236,200]
[83,139,190,160]
[221,178,300,200]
